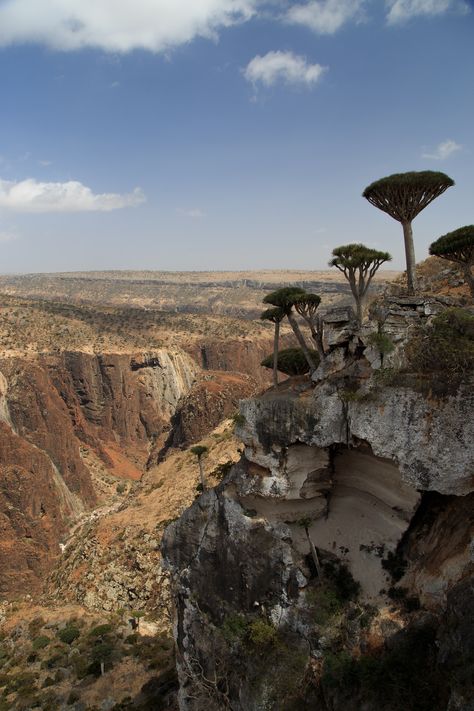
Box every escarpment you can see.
[0,348,198,596]
[162,296,474,711]
[0,330,271,598]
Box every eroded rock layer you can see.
[163,375,474,710]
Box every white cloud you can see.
[0,178,145,213]
[387,0,470,24]
[0,0,261,53]
[286,0,365,34]
[422,139,462,160]
[244,51,327,88]
[38,159,52,166]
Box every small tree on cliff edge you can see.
[288,292,325,359]
[260,306,285,387]
[263,287,318,373]
[363,171,454,294]
[429,225,474,298]
[190,445,208,491]
[330,243,392,327]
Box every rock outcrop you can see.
[162,297,474,711]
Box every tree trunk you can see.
[272,320,280,387]
[305,527,322,580]
[198,458,206,490]
[402,220,418,294]
[287,312,317,372]
[308,315,325,359]
[463,262,474,298]
[355,298,363,329]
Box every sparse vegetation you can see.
[429,225,474,297]
[405,307,474,389]
[330,244,392,326]
[261,347,320,376]
[0,611,176,710]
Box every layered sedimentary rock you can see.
[163,298,474,710]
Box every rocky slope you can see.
[162,296,474,711]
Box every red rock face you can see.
[0,422,75,596]
[0,349,197,597]
[0,342,269,597]
[183,336,290,387]
[162,370,259,452]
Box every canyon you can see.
[0,263,472,711]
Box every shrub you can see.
[306,586,343,626]
[57,626,80,645]
[261,347,320,376]
[367,331,395,357]
[32,635,50,651]
[405,308,474,388]
[382,550,407,582]
[88,624,113,637]
[248,620,278,648]
[221,614,249,644]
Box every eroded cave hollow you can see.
[242,442,420,599]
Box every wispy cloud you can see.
[286,0,366,34]
[177,208,206,219]
[244,50,327,88]
[38,159,52,166]
[387,0,470,24]
[422,139,462,160]
[0,0,261,53]
[0,178,145,213]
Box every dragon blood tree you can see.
[429,225,474,298]
[363,171,454,294]
[330,243,392,326]
[287,292,325,358]
[263,287,318,373]
[260,306,286,387]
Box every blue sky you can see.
[0,0,472,272]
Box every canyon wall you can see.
[0,348,197,596]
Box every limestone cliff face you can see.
[0,348,198,597]
[162,298,473,711]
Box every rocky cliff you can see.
[0,327,273,599]
[0,348,197,596]
[162,297,474,711]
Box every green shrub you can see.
[88,624,113,637]
[221,614,249,644]
[323,560,361,601]
[367,331,395,357]
[57,626,80,645]
[248,620,278,648]
[32,635,50,651]
[261,347,320,376]
[405,308,474,388]
[231,413,246,427]
[306,586,343,626]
